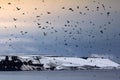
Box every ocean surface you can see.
[0,70,120,80]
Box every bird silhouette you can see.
[16,7,21,10]
[13,18,17,21]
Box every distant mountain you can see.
[0,55,119,71]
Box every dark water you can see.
[0,70,120,80]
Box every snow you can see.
[40,56,120,70]
[0,55,119,71]
[87,58,119,67]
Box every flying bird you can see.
[16,7,21,10]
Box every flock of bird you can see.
[0,0,119,54]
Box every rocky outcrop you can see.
[0,55,43,71]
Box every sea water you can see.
[0,70,120,80]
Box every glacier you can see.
[0,55,119,71]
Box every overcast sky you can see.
[0,0,120,57]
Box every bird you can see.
[8,2,11,5]
[77,6,79,9]
[47,12,51,14]
[100,30,103,34]
[13,18,17,21]
[16,7,21,10]
[69,8,74,12]
[62,7,65,9]
[107,12,110,17]
[43,32,47,36]
[102,4,105,10]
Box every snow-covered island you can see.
[0,55,119,71]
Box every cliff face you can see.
[0,55,119,71]
[0,56,23,71]
[0,55,43,71]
